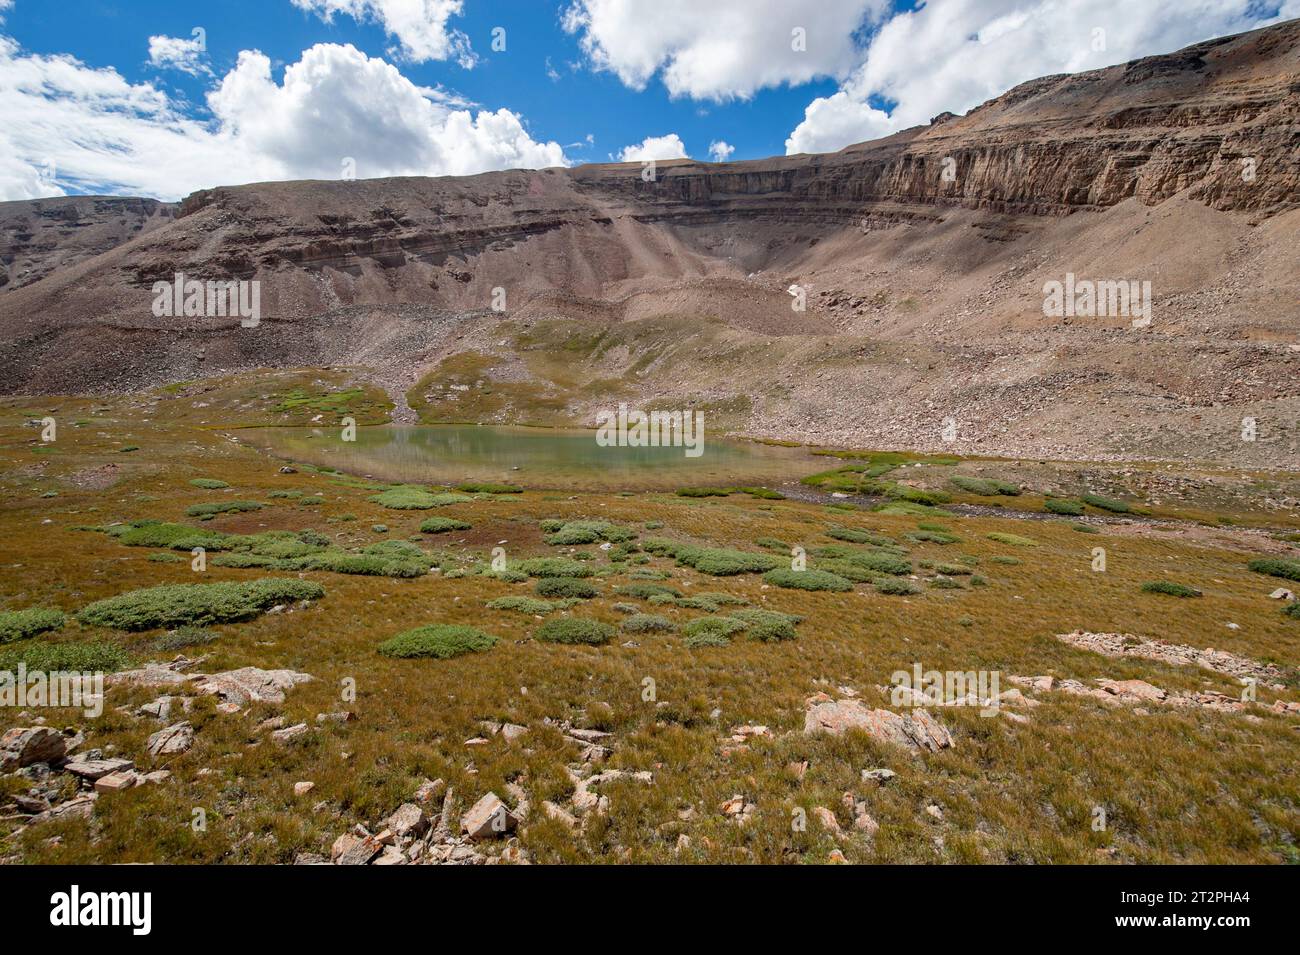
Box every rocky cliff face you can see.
[0,196,174,293]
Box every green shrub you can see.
[934,563,973,575]
[748,618,797,642]
[1081,493,1131,513]
[990,555,1022,565]
[675,547,780,576]
[1141,580,1202,598]
[1283,602,1300,619]
[930,577,964,589]
[519,557,592,578]
[535,578,599,599]
[694,592,747,607]
[486,596,555,614]
[826,527,894,546]
[735,486,784,500]
[729,608,803,628]
[78,579,325,631]
[154,626,218,651]
[185,500,263,517]
[755,537,790,551]
[147,552,184,563]
[268,490,303,499]
[886,485,951,506]
[873,501,952,517]
[640,537,680,556]
[0,640,132,673]
[616,583,681,600]
[675,487,732,497]
[0,607,66,644]
[970,575,989,587]
[112,521,230,551]
[536,618,614,645]
[907,530,960,545]
[190,478,230,490]
[683,616,745,641]
[621,614,674,633]
[875,579,920,596]
[950,475,1021,496]
[456,482,522,494]
[368,486,471,509]
[378,624,498,659]
[299,553,427,578]
[1248,558,1300,582]
[210,553,284,570]
[763,568,853,592]
[986,532,1037,547]
[1044,498,1085,516]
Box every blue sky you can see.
[1,0,1294,201]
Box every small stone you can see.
[146,721,194,758]
[270,723,309,744]
[813,805,842,835]
[293,781,316,797]
[0,727,66,771]
[461,792,518,840]
[413,778,445,803]
[861,767,897,785]
[64,757,134,780]
[384,803,428,839]
[94,770,140,793]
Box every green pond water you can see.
[240,425,821,491]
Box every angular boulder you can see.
[0,727,66,771]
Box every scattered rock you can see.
[63,757,134,780]
[0,727,65,771]
[461,792,518,840]
[804,695,954,752]
[269,723,309,744]
[293,781,315,797]
[94,770,140,793]
[146,721,194,758]
[195,667,314,706]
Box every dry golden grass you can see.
[0,382,1297,865]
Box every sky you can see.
[1,0,1296,201]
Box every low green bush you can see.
[990,555,1022,565]
[675,547,780,576]
[519,557,592,578]
[1141,580,1202,598]
[907,530,960,545]
[683,630,731,648]
[763,568,853,592]
[78,579,325,631]
[1081,493,1131,513]
[185,500,263,517]
[675,487,732,497]
[486,596,556,614]
[875,579,920,596]
[825,527,894,546]
[950,475,1021,496]
[536,618,614,645]
[0,640,132,673]
[1283,602,1300,619]
[617,583,681,600]
[728,608,803,628]
[1248,558,1300,582]
[621,614,674,633]
[683,616,745,641]
[456,482,522,494]
[368,486,472,509]
[748,618,797,642]
[0,607,65,644]
[986,532,1037,547]
[754,537,789,551]
[535,578,599,599]
[378,624,498,659]
[147,552,185,563]
[189,478,230,490]
[1044,498,1085,516]
[154,626,218,651]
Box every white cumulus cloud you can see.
[708,140,734,162]
[562,0,889,101]
[291,0,475,65]
[0,38,567,201]
[617,133,688,162]
[786,0,1299,155]
[148,33,210,76]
